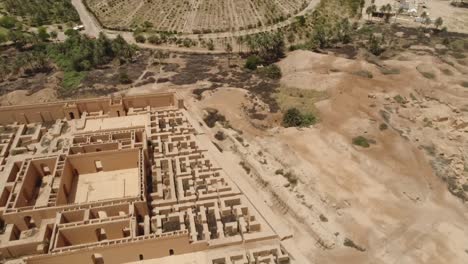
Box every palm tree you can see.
[380,4,392,23]
[434,17,443,29]
[236,36,244,53]
[395,7,404,23]
[366,6,373,20]
[225,42,233,66]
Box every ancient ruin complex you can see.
[0,92,289,264]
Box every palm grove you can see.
[0,5,137,97]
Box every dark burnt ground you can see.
[81,53,149,89]
[170,54,280,112]
[0,73,51,96]
[170,55,217,85]
[0,46,152,99]
[317,23,468,61]
[0,47,57,96]
[57,52,151,99]
[328,45,358,59]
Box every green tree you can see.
[295,15,306,26]
[37,27,50,42]
[3,0,80,26]
[380,4,392,23]
[0,33,8,45]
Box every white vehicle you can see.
[73,25,85,31]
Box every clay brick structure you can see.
[0,92,289,264]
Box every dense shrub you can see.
[0,16,17,29]
[119,71,132,84]
[214,131,226,141]
[135,35,146,43]
[353,70,373,79]
[282,108,316,127]
[352,136,372,148]
[257,64,282,79]
[48,33,136,72]
[244,32,285,62]
[47,32,137,94]
[368,34,385,56]
[245,55,263,70]
[379,123,388,131]
[203,109,227,128]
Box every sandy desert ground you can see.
[172,48,468,263]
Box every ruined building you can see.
[0,92,290,264]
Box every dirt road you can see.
[71,0,101,38]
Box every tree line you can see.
[2,0,80,26]
[0,17,137,96]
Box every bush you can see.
[441,68,453,76]
[257,64,282,79]
[0,33,7,44]
[353,70,373,79]
[0,16,17,29]
[284,171,298,186]
[380,67,400,75]
[148,35,161,45]
[207,40,214,50]
[393,95,406,104]
[344,238,366,252]
[135,34,146,43]
[368,34,385,56]
[352,136,372,148]
[203,109,227,128]
[282,108,316,128]
[61,71,86,94]
[214,131,226,141]
[420,71,436,79]
[245,55,262,70]
[37,27,50,42]
[119,71,132,84]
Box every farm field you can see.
[84,0,310,33]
